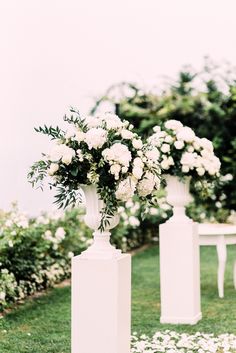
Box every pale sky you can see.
[0,0,235,215]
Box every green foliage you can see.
[92,59,236,221]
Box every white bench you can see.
[198,223,236,298]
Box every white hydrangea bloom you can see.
[84,128,107,150]
[164,119,183,130]
[177,126,196,142]
[103,143,132,167]
[99,112,123,130]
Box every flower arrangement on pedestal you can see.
[148,119,221,180]
[147,119,221,219]
[28,109,162,231]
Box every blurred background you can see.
[0,0,235,217]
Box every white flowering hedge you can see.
[28,110,162,230]
[0,200,167,311]
[148,120,221,181]
[131,330,236,353]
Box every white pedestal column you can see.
[72,254,131,353]
[159,175,202,325]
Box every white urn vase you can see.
[80,184,121,259]
[165,175,193,221]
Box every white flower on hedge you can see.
[99,112,123,130]
[177,126,195,142]
[132,166,143,180]
[129,216,140,227]
[137,172,156,197]
[120,129,134,139]
[115,177,136,201]
[164,119,183,130]
[132,139,143,149]
[48,163,59,176]
[0,291,6,301]
[75,131,85,143]
[160,143,170,153]
[85,127,107,150]
[68,251,74,258]
[110,164,121,180]
[55,227,66,241]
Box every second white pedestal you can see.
[159,219,202,324]
[72,254,131,353]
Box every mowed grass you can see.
[0,246,236,352]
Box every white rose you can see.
[180,152,196,168]
[174,140,185,149]
[182,165,190,173]
[196,167,205,176]
[177,126,195,142]
[161,143,170,153]
[121,166,128,173]
[187,146,194,153]
[129,216,140,227]
[132,166,143,180]
[85,128,107,149]
[84,116,101,128]
[48,163,59,176]
[161,159,170,170]
[145,148,160,161]
[102,148,115,161]
[137,172,156,197]
[115,177,136,201]
[164,135,173,143]
[120,129,134,139]
[62,153,74,165]
[164,120,183,130]
[132,139,143,149]
[75,131,85,143]
[200,138,214,152]
[133,157,144,167]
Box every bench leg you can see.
[216,240,227,298]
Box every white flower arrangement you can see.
[148,120,221,180]
[28,109,162,230]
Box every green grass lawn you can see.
[0,245,235,352]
